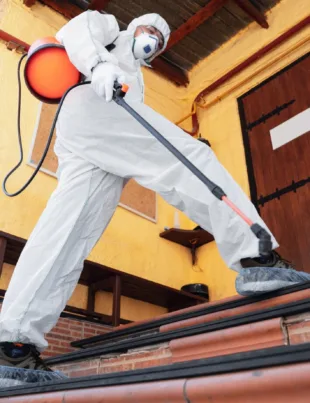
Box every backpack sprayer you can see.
[3,37,272,257]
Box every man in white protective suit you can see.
[1,11,303,371]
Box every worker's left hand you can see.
[91,62,125,102]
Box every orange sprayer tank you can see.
[24,37,81,104]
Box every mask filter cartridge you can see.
[132,32,159,61]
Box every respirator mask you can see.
[132,28,160,61]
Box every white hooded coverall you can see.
[0,12,278,351]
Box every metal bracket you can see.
[257,176,310,207]
[6,41,27,54]
[246,99,295,131]
[189,238,199,265]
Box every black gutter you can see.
[71,281,310,348]
[46,296,310,365]
[2,343,310,398]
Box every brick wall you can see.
[0,301,111,359]
[51,311,310,378]
[43,316,111,359]
[283,313,310,345]
[53,344,172,378]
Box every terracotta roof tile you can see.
[170,318,285,362]
[3,363,310,402]
[186,363,310,403]
[161,289,310,333]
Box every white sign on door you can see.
[270,108,310,150]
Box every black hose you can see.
[2,53,89,197]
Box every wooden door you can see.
[238,53,310,271]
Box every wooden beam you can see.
[112,275,121,327]
[165,0,228,51]
[23,0,36,6]
[233,0,269,29]
[92,276,115,291]
[40,0,83,19]
[87,284,96,313]
[88,0,111,11]
[0,238,7,278]
[151,57,189,86]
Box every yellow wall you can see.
[0,264,14,290]
[180,0,310,300]
[0,0,193,321]
[95,292,167,322]
[0,0,309,317]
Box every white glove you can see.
[91,62,125,102]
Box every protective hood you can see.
[127,13,170,66]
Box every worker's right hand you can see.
[91,62,125,102]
